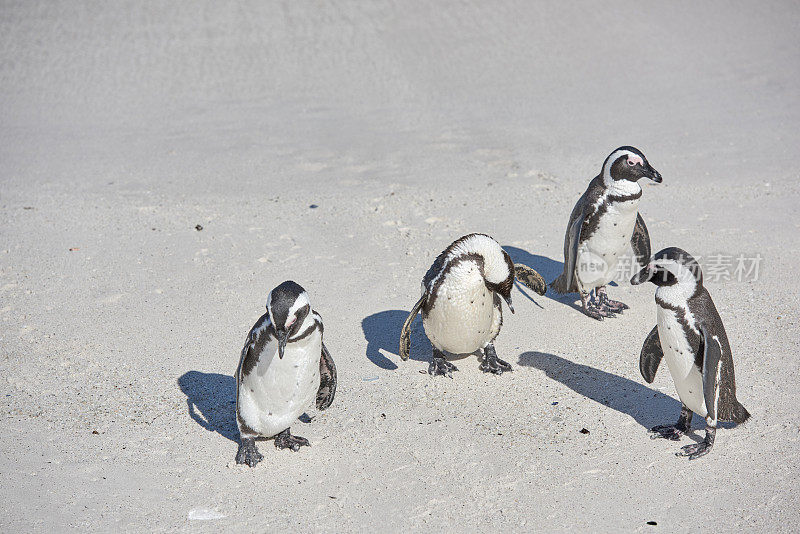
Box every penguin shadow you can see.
[178,371,239,442]
[518,351,688,431]
[362,309,437,370]
[503,245,591,313]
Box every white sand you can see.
[1,1,799,531]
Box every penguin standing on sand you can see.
[631,248,750,459]
[235,281,336,467]
[400,233,546,377]
[551,146,662,320]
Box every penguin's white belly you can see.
[657,306,707,417]
[238,333,321,437]
[577,199,639,289]
[423,268,498,354]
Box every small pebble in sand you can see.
[195,224,203,231]
[580,428,590,435]
[309,204,319,209]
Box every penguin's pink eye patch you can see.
[627,155,644,166]
[285,315,297,329]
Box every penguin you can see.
[234,281,337,467]
[399,233,546,377]
[631,247,750,459]
[551,146,662,320]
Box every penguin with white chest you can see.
[631,248,750,459]
[551,146,662,320]
[235,281,336,467]
[400,233,546,376]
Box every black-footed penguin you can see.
[631,248,750,459]
[399,233,546,377]
[234,281,337,467]
[551,146,662,320]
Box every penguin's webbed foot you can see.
[479,357,512,374]
[429,356,458,378]
[583,303,614,320]
[274,428,310,452]
[479,344,512,375]
[580,291,612,320]
[236,437,263,467]
[676,426,715,460]
[601,299,628,313]
[676,441,712,460]
[597,287,628,313]
[648,424,684,441]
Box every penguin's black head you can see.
[604,146,662,184]
[631,247,703,289]
[267,280,311,358]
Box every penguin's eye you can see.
[627,159,636,166]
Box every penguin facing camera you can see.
[235,281,337,467]
[631,248,750,459]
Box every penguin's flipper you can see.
[235,314,270,383]
[513,264,547,295]
[640,325,664,383]
[701,325,723,423]
[563,215,583,293]
[631,213,651,267]
[400,296,426,361]
[316,342,337,410]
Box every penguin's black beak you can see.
[646,165,662,183]
[503,293,515,314]
[631,264,655,285]
[276,330,288,359]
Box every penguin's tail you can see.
[550,273,571,295]
[729,401,751,425]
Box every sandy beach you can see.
[1,1,799,531]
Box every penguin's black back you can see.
[690,288,750,424]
